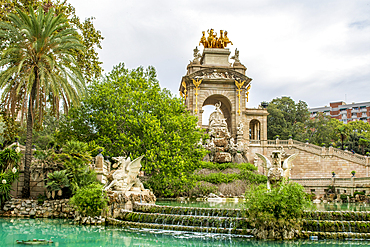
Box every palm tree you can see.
[337,125,347,150]
[0,7,86,198]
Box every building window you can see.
[311,189,315,193]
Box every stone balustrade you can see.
[263,139,369,167]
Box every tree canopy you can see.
[266,96,370,152]
[57,63,207,197]
[267,96,309,140]
[0,0,103,83]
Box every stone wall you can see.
[1,198,75,218]
[11,171,46,198]
[291,177,370,196]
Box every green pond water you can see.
[1,218,370,247]
[156,199,370,211]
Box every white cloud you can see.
[69,0,370,108]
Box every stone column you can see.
[95,153,106,184]
[328,146,333,156]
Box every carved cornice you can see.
[181,68,252,90]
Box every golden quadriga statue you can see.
[104,156,156,214]
[199,29,233,48]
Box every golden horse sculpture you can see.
[199,29,233,48]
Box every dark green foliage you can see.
[56,63,207,197]
[69,183,108,217]
[53,140,99,193]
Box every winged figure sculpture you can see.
[255,152,298,190]
[104,155,145,192]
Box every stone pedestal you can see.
[106,190,156,217]
[95,154,109,184]
[201,48,231,66]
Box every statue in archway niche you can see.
[204,102,248,163]
[255,151,298,190]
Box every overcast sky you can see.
[69,0,370,110]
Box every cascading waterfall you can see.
[115,202,370,240]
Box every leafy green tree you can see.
[359,138,369,155]
[267,97,309,140]
[57,63,207,197]
[0,7,86,197]
[347,121,370,139]
[303,112,335,146]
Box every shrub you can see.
[0,168,19,206]
[245,181,311,239]
[193,170,266,185]
[69,183,108,217]
[0,148,21,172]
[198,162,257,171]
[190,181,218,197]
[45,170,70,192]
[0,148,21,206]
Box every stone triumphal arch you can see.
[178,30,370,195]
[179,36,268,150]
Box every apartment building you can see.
[309,101,370,124]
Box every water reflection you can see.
[1,218,370,246]
[314,202,370,212]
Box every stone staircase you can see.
[266,139,369,166]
